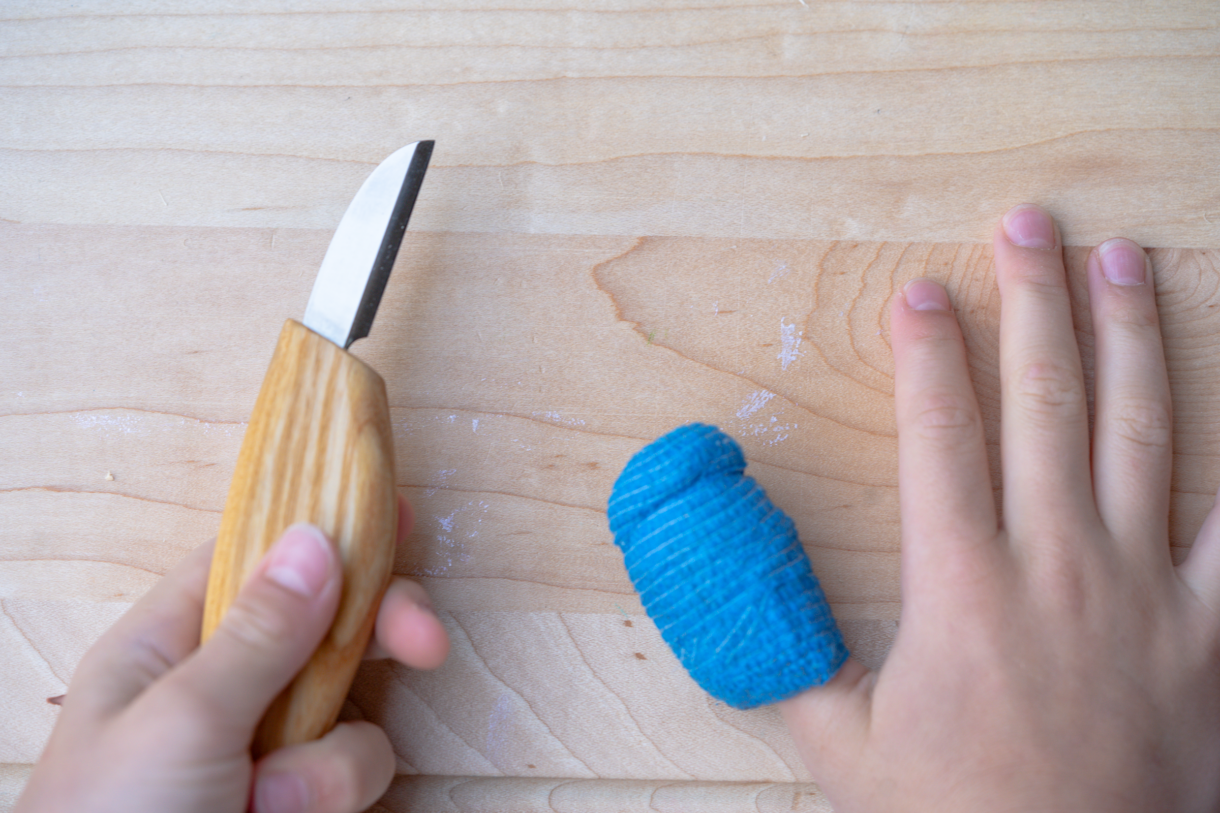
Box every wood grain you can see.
[0,767,834,813]
[203,318,398,755]
[3,4,1218,247]
[381,775,832,812]
[3,3,1220,810]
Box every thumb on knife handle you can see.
[202,318,398,757]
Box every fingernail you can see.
[1002,205,1056,249]
[903,278,951,311]
[1097,238,1147,286]
[255,772,310,813]
[265,524,332,599]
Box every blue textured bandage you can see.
[607,423,848,709]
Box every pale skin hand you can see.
[780,205,1220,812]
[16,496,449,813]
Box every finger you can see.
[1086,239,1172,551]
[397,494,414,543]
[1179,487,1220,610]
[890,279,998,597]
[779,658,872,781]
[366,494,449,666]
[363,577,449,669]
[67,540,215,721]
[994,205,1095,539]
[147,524,341,736]
[251,721,396,813]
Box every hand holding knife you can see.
[201,142,434,756]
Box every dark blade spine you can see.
[346,140,434,348]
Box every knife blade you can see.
[305,140,433,349]
[201,142,434,757]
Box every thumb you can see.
[151,524,342,739]
[779,657,873,780]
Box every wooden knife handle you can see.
[202,318,398,757]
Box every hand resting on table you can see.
[781,204,1220,812]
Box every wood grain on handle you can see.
[202,318,398,757]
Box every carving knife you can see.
[201,141,434,757]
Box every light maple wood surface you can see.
[2,3,1219,811]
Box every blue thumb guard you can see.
[607,423,848,709]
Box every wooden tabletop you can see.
[3,3,1219,810]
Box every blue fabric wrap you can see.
[607,423,849,709]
